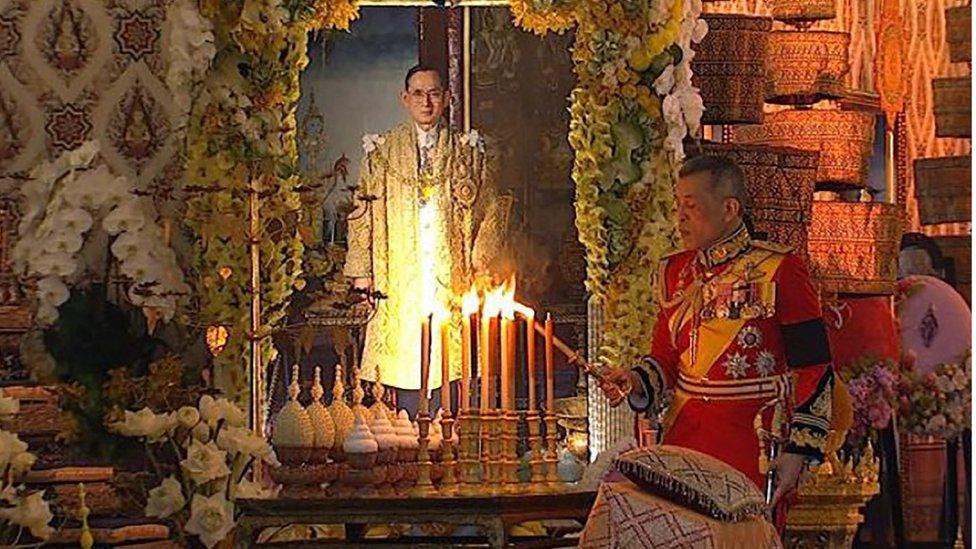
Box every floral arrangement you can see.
[512,0,706,367]
[108,395,280,547]
[897,351,971,438]
[11,141,189,328]
[0,389,55,546]
[165,0,217,130]
[838,357,899,448]
[182,0,360,402]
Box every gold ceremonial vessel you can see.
[736,109,875,187]
[768,0,836,26]
[696,142,818,257]
[807,201,901,295]
[913,155,971,225]
[765,31,850,105]
[691,14,772,125]
[933,77,972,138]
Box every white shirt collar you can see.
[415,123,439,150]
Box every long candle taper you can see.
[501,314,512,409]
[545,313,554,411]
[490,315,500,409]
[440,317,450,413]
[526,311,536,411]
[480,312,490,411]
[421,313,432,414]
[461,312,472,410]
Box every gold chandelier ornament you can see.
[765,31,850,105]
[736,109,876,187]
[691,14,772,125]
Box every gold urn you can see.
[766,31,850,105]
[807,201,902,295]
[933,77,971,138]
[736,109,875,187]
[913,155,971,225]
[945,5,971,63]
[691,14,772,125]
[784,448,881,548]
[692,142,818,257]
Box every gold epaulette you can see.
[750,240,793,255]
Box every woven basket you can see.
[691,14,772,125]
[691,142,818,258]
[946,6,971,63]
[933,77,971,138]
[766,31,850,105]
[736,109,876,187]
[913,156,971,225]
[768,0,836,24]
[808,201,902,295]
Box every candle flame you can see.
[462,288,480,316]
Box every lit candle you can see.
[440,315,450,414]
[421,313,432,414]
[501,314,512,409]
[480,311,490,411]
[526,310,536,411]
[490,314,500,409]
[461,311,473,410]
[545,313,554,412]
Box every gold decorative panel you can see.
[932,76,971,138]
[913,155,970,225]
[945,5,970,62]
[766,30,851,105]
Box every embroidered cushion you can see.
[613,445,766,522]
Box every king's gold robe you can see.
[344,122,510,390]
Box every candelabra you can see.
[412,411,437,496]
[440,410,458,494]
[526,410,546,489]
[501,410,520,493]
[456,408,482,495]
[482,409,503,493]
[544,410,560,488]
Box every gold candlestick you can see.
[544,412,560,488]
[440,410,458,494]
[482,409,502,493]
[526,410,545,489]
[456,408,482,495]
[501,410,520,493]
[412,411,437,495]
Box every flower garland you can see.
[897,351,971,438]
[0,389,55,545]
[514,0,706,367]
[509,0,578,36]
[838,357,899,448]
[108,395,279,548]
[11,142,188,327]
[183,0,360,403]
[165,0,216,130]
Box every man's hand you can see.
[598,368,641,408]
[350,277,374,306]
[767,452,807,513]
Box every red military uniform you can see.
[630,222,834,489]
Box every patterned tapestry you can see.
[0,0,179,197]
[703,0,971,235]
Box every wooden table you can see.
[236,490,597,548]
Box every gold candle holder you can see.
[483,410,503,493]
[457,408,482,495]
[440,410,458,494]
[544,413,560,488]
[526,410,546,489]
[412,411,437,496]
[501,410,520,494]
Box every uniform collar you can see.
[415,123,439,149]
[697,222,751,270]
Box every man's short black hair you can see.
[678,155,751,212]
[404,64,445,90]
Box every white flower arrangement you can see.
[12,142,190,327]
[165,0,216,128]
[0,390,54,545]
[459,129,486,153]
[109,395,279,548]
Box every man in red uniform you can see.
[601,155,834,515]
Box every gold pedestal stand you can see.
[440,411,458,495]
[482,410,502,494]
[411,411,437,496]
[525,410,546,491]
[501,410,520,494]
[456,408,482,495]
